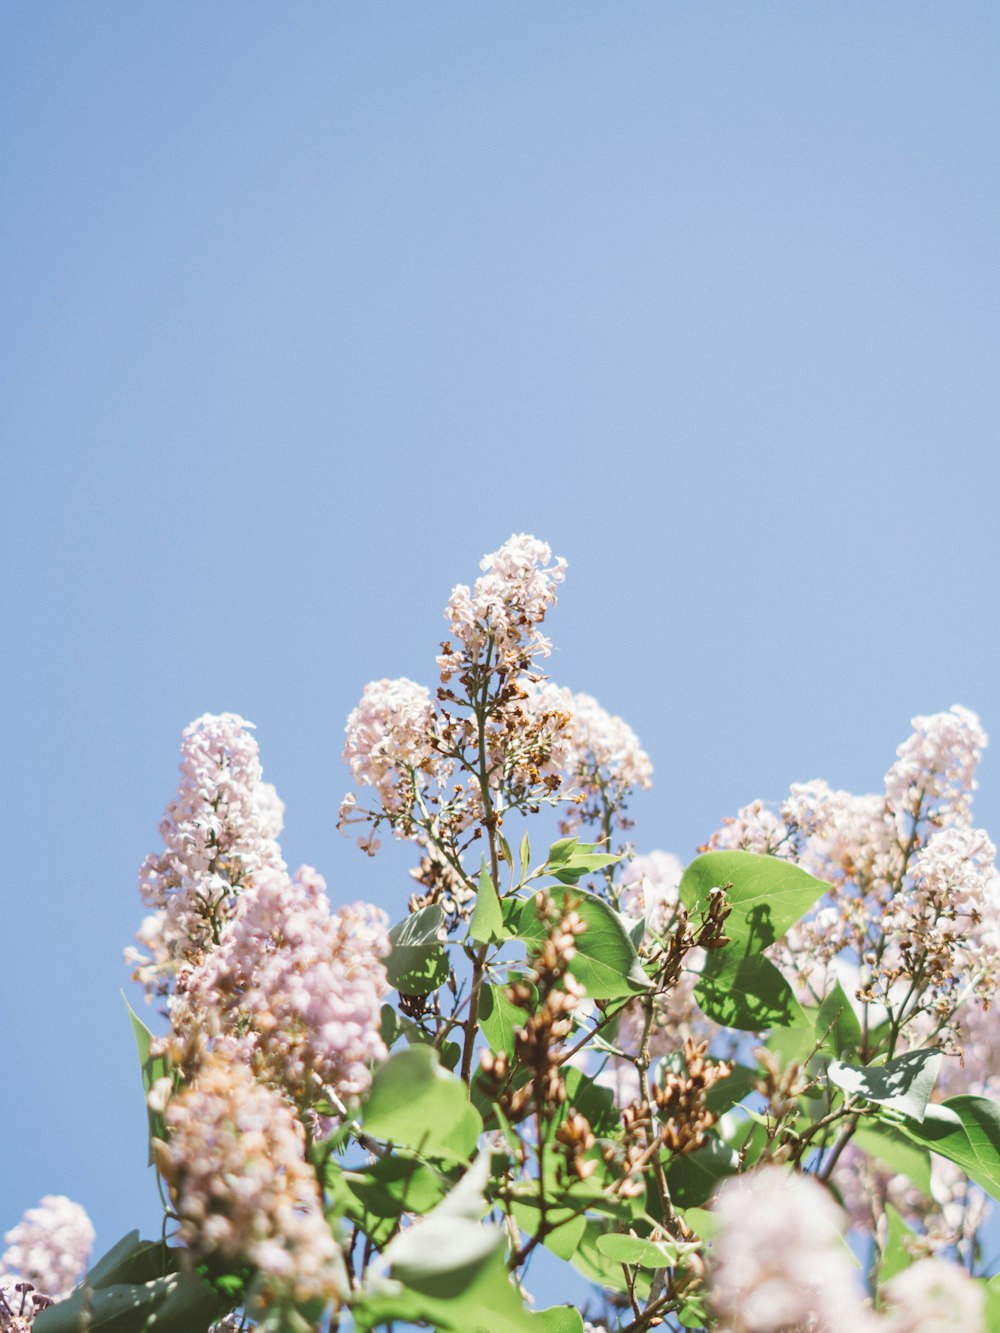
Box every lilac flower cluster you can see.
[709,1168,985,1331]
[706,706,999,1024]
[340,535,653,864]
[130,713,286,993]
[183,863,390,1104]
[160,1060,344,1304]
[0,1194,94,1327]
[437,532,567,680]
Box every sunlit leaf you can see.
[828,1049,941,1122]
[362,1045,482,1161]
[679,851,828,957]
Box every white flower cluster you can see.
[184,864,390,1103]
[706,707,999,1020]
[438,532,566,679]
[527,686,652,835]
[710,1169,864,1331]
[340,537,654,859]
[879,1256,985,1331]
[0,1195,94,1305]
[131,713,286,992]
[881,824,1000,1010]
[340,678,440,850]
[161,1060,344,1305]
[884,704,987,828]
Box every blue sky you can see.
[2,0,999,1296]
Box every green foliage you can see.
[827,1048,942,1121]
[35,1234,224,1333]
[877,1205,916,1291]
[695,953,806,1031]
[479,982,530,1057]
[512,887,650,999]
[384,903,450,995]
[594,1233,696,1267]
[124,998,169,1165]
[353,1158,535,1332]
[531,1308,584,1333]
[665,1136,740,1207]
[814,980,863,1058]
[679,851,828,956]
[546,838,621,885]
[361,1044,482,1161]
[469,862,507,943]
[897,1095,1000,1201]
[852,1122,933,1196]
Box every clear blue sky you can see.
[2,0,998,1297]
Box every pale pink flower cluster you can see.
[547,689,653,834]
[884,705,987,828]
[833,1145,990,1263]
[183,864,390,1104]
[342,539,639,855]
[162,1060,344,1304]
[710,1169,868,1332]
[878,825,1000,1009]
[131,714,286,992]
[705,800,788,857]
[935,996,1000,1099]
[339,677,441,850]
[705,708,998,1038]
[0,1195,94,1302]
[833,1141,926,1236]
[879,1257,985,1331]
[438,533,566,678]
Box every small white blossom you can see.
[710,1169,871,1332]
[161,1059,344,1304]
[880,1257,985,1331]
[884,705,986,829]
[1,1195,94,1302]
[182,864,390,1103]
[131,714,286,993]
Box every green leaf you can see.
[980,1275,1000,1331]
[362,1045,482,1161]
[679,1206,720,1241]
[80,1232,175,1290]
[335,1152,453,1245]
[898,1096,1000,1201]
[815,980,863,1058]
[695,954,806,1031]
[356,1158,535,1333]
[479,983,528,1057]
[531,1308,584,1333]
[123,998,170,1166]
[385,904,450,996]
[546,838,621,885]
[562,1066,620,1137]
[877,1204,916,1292]
[665,1136,739,1207]
[515,887,650,999]
[35,1272,223,1333]
[470,863,507,944]
[519,834,531,884]
[705,1063,758,1114]
[828,1049,942,1122]
[594,1233,694,1267]
[679,851,829,956]
[511,1199,586,1260]
[569,1219,652,1298]
[852,1123,932,1197]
